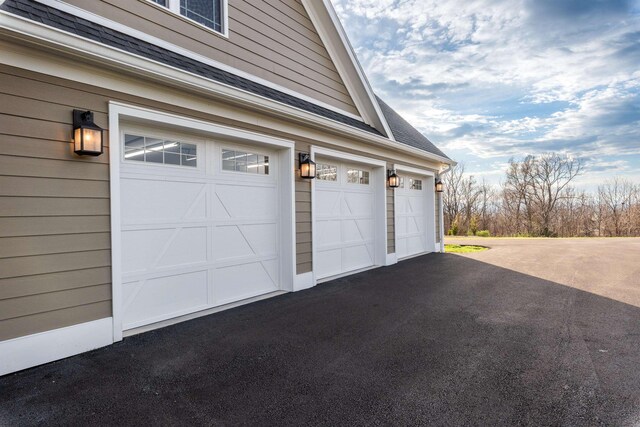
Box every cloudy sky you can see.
[333,0,640,189]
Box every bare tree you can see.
[598,178,637,236]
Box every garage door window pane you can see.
[317,163,337,181]
[410,179,422,190]
[222,149,269,175]
[123,134,198,168]
[347,169,370,185]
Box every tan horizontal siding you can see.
[0,250,112,279]
[0,69,113,341]
[0,267,112,300]
[61,0,359,115]
[0,284,111,321]
[0,216,111,238]
[0,197,110,217]
[0,301,111,342]
[0,233,111,259]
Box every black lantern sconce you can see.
[299,153,316,179]
[73,110,104,156]
[435,177,444,193]
[387,169,400,188]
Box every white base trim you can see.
[0,318,113,376]
[386,252,398,266]
[293,272,316,292]
[123,291,287,337]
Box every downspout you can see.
[437,164,453,253]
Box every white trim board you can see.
[109,102,297,341]
[27,0,360,121]
[0,318,113,377]
[293,272,315,292]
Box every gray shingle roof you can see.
[376,96,451,160]
[2,0,450,161]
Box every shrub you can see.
[476,230,490,237]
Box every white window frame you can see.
[147,0,229,38]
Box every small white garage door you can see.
[119,127,281,331]
[395,174,434,259]
[314,159,376,279]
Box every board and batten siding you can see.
[61,0,359,116]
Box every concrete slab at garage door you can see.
[119,126,281,332]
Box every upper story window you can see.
[149,0,226,35]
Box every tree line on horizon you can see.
[442,154,640,238]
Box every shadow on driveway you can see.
[1,254,639,426]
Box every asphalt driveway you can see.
[1,238,640,426]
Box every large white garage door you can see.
[315,160,376,280]
[119,128,281,331]
[396,174,433,259]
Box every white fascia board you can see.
[393,164,436,177]
[0,10,453,166]
[302,0,395,140]
[32,0,362,122]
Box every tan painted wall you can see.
[61,0,359,116]
[0,59,441,341]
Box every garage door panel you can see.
[213,224,277,261]
[122,270,209,329]
[122,179,207,223]
[122,227,208,274]
[214,260,279,305]
[316,248,342,278]
[343,244,374,271]
[316,220,341,246]
[396,173,433,259]
[342,192,373,216]
[408,197,425,214]
[343,219,374,243]
[119,131,284,332]
[315,190,341,217]
[214,184,277,220]
[315,161,377,280]
[406,236,426,255]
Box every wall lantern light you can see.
[387,169,400,188]
[435,178,444,193]
[299,153,316,179]
[73,110,103,156]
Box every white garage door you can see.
[395,174,433,259]
[119,128,281,331]
[315,160,376,279]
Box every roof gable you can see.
[302,0,394,139]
